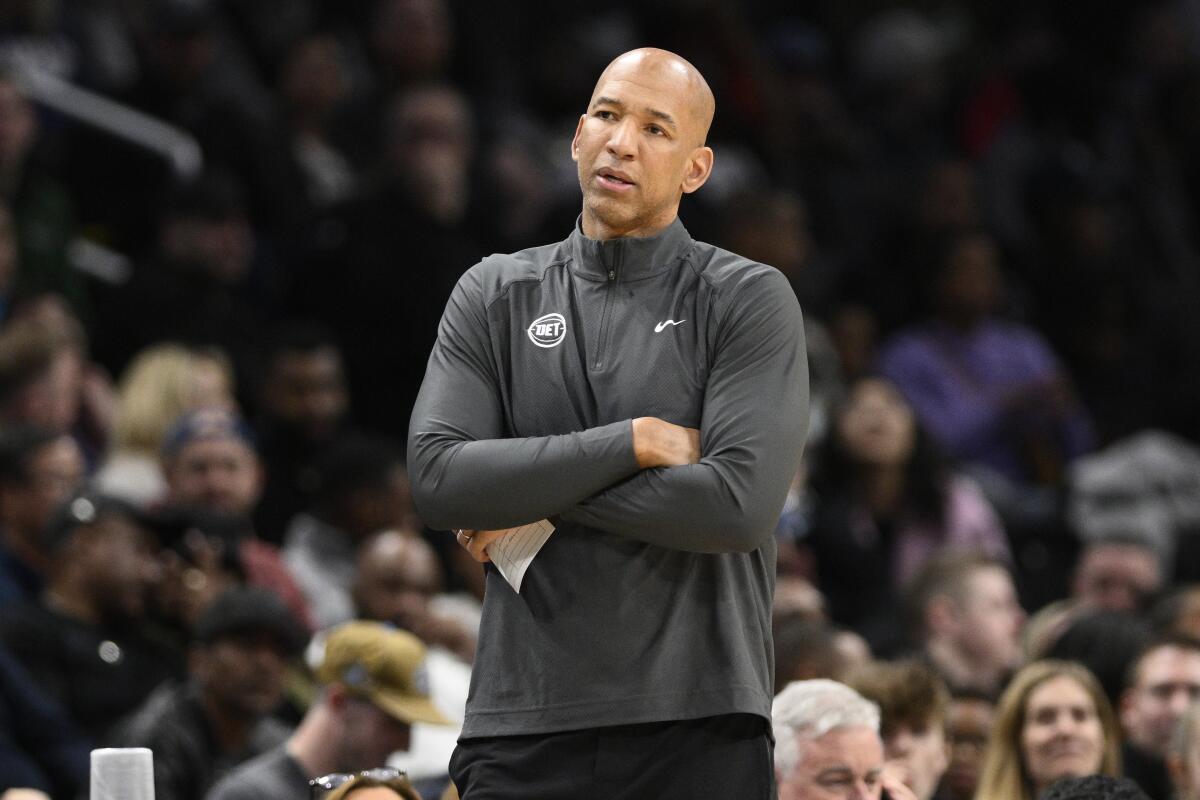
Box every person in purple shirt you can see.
[876,229,1094,489]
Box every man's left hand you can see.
[456,529,510,562]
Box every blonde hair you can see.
[975,660,1121,800]
[110,344,234,454]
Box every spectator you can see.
[0,490,181,739]
[848,660,950,800]
[1119,636,1200,800]
[975,660,1121,800]
[283,435,412,630]
[876,229,1094,495]
[0,72,83,315]
[1153,587,1200,641]
[162,407,313,630]
[108,586,306,800]
[904,551,1026,696]
[0,425,85,603]
[1044,611,1154,710]
[252,322,350,544]
[1072,536,1164,615]
[318,770,421,800]
[95,343,235,507]
[0,641,90,799]
[806,376,1008,650]
[772,679,915,800]
[205,620,451,800]
[1168,703,1200,800]
[774,614,870,692]
[934,689,995,800]
[0,313,87,437]
[1038,775,1152,800]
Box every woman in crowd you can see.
[975,660,1121,800]
[804,375,1009,651]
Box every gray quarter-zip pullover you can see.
[408,216,808,737]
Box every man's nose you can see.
[606,118,637,159]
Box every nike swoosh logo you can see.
[654,319,686,333]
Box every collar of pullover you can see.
[568,215,693,281]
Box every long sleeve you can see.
[407,264,643,531]
[559,268,809,553]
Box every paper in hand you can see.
[486,519,555,592]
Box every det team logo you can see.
[527,312,567,348]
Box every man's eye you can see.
[595,110,615,120]
[647,125,664,135]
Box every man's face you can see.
[1121,645,1200,756]
[882,719,948,800]
[84,515,162,621]
[1073,543,1162,613]
[354,532,440,631]
[166,437,262,516]
[941,697,994,800]
[263,347,348,442]
[954,567,1025,672]
[779,726,885,800]
[338,697,412,770]
[0,435,85,542]
[195,632,289,718]
[571,51,713,239]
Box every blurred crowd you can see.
[1,0,1200,798]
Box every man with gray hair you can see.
[773,679,919,800]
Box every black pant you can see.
[449,713,775,799]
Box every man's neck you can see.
[199,691,256,754]
[925,639,1005,694]
[285,702,341,778]
[580,208,676,241]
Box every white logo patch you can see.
[654,319,686,333]
[527,313,567,348]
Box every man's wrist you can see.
[631,417,660,469]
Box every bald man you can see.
[408,48,808,797]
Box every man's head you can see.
[163,408,262,517]
[906,551,1025,688]
[160,171,253,285]
[0,316,85,434]
[313,621,451,771]
[572,47,715,240]
[1072,537,1163,614]
[773,679,885,800]
[385,84,473,225]
[190,586,306,720]
[1120,636,1200,758]
[848,661,950,800]
[352,530,442,631]
[0,425,84,549]
[44,491,163,622]
[311,436,412,541]
[941,690,996,800]
[258,323,348,444]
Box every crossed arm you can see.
[407,266,809,554]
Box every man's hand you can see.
[456,528,510,563]
[880,765,920,800]
[631,417,701,468]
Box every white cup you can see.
[90,748,154,800]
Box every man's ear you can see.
[570,114,586,163]
[681,146,714,194]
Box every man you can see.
[1120,636,1200,800]
[407,48,808,796]
[283,435,413,629]
[0,425,84,603]
[162,407,312,629]
[252,322,351,544]
[773,679,917,800]
[847,661,950,800]
[108,586,306,800]
[0,490,181,739]
[1073,536,1163,614]
[204,620,450,800]
[904,551,1026,696]
[935,689,995,800]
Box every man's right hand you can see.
[632,417,701,468]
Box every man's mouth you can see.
[597,168,636,191]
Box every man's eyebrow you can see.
[590,96,678,129]
[815,767,854,780]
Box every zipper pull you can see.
[608,269,615,281]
